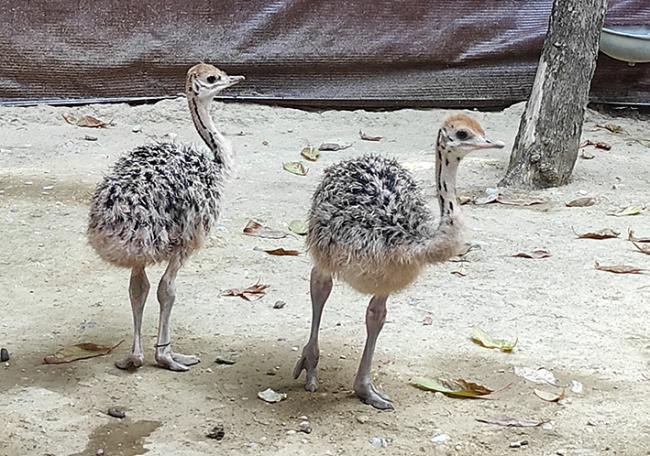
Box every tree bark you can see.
[499,0,607,189]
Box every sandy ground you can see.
[1,98,649,456]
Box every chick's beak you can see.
[472,137,505,150]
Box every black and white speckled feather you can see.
[88,141,226,267]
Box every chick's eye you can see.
[206,75,217,84]
[456,130,469,140]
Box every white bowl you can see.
[600,26,650,64]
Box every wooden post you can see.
[499,0,608,189]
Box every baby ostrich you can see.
[293,113,504,409]
[87,64,244,371]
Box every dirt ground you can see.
[1,98,649,456]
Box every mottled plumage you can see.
[295,114,505,410]
[307,154,440,294]
[87,63,244,372]
[88,142,225,268]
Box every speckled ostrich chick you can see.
[88,64,244,371]
[294,113,504,409]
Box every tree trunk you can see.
[499,0,607,189]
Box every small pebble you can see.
[132,125,142,133]
[431,433,451,445]
[107,407,126,419]
[83,135,98,141]
[0,348,9,362]
[96,449,104,456]
[206,424,225,440]
[356,415,369,424]
[298,420,312,434]
[215,357,235,365]
[273,300,286,309]
[266,369,276,376]
[262,140,269,146]
[509,440,529,448]
[369,436,390,448]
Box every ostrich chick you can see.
[88,64,244,371]
[293,113,504,409]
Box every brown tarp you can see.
[0,0,648,107]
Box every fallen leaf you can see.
[580,150,595,159]
[608,206,643,217]
[43,340,123,364]
[243,220,288,239]
[512,249,551,259]
[631,242,650,256]
[534,388,566,403]
[471,327,517,352]
[288,220,309,236]
[566,197,596,207]
[254,247,300,256]
[319,142,352,151]
[458,196,473,205]
[223,281,270,301]
[63,113,110,128]
[451,265,467,277]
[497,196,546,206]
[594,261,647,274]
[596,123,624,134]
[411,377,493,398]
[476,417,547,428]
[359,130,383,141]
[514,367,559,385]
[572,227,620,240]
[283,161,309,176]
[300,146,320,162]
[257,388,287,403]
[628,230,650,243]
[580,139,611,150]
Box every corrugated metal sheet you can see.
[0,0,648,107]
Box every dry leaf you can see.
[451,265,467,277]
[594,261,646,274]
[288,220,309,236]
[243,220,288,239]
[282,161,309,176]
[514,367,559,385]
[631,242,650,256]
[476,417,547,428]
[608,206,643,217]
[572,227,620,240]
[411,377,493,398]
[43,340,123,364]
[580,150,595,159]
[628,230,650,243]
[223,281,270,301]
[534,388,566,403]
[566,197,596,207]
[254,247,300,256]
[471,327,517,352]
[596,123,624,134]
[497,196,546,206]
[458,196,473,205]
[63,113,110,128]
[581,139,611,150]
[359,130,383,141]
[300,146,320,162]
[318,142,352,151]
[512,249,551,259]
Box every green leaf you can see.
[608,206,643,217]
[471,327,517,352]
[283,161,309,176]
[288,220,309,236]
[300,147,320,161]
[411,377,493,398]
